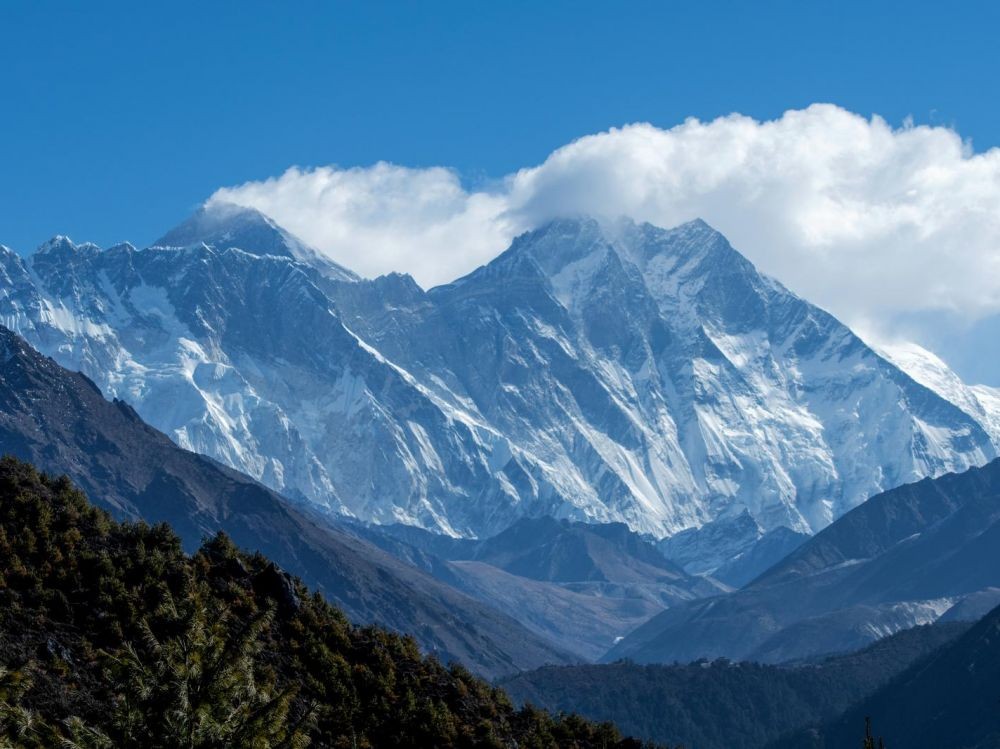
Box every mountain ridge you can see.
[501,619,970,749]
[605,456,1000,665]
[351,516,724,660]
[1,206,995,574]
[770,602,1000,748]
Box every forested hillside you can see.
[773,599,1000,748]
[0,457,653,748]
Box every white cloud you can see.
[211,104,1000,356]
[210,162,514,286]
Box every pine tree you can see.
[0,666,113,749]
[863,716,886,749]
[102,579,311,748]
[0,458,658,748]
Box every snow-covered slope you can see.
[878,341,1000,444]
[155,202,359,282]
[0,207,993,572]
[332,217,995,567]
[0,236,533,537]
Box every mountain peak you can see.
[155,202,360,282]
[621,216,734,262]
[155,202,296,256]
[33,235,101,258]
[498,215,610,277]
[482,215,746,311]
[676,216,717,234]
[510,215,734,270]
[38,234,73,251]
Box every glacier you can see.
[0,204,994,572]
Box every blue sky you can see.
[4,1,1000,383]
[2,0,998,250]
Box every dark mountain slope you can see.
[501,621,968,749]
[463,517,699,584]
[711,525,810,588]
[373,516,715,591]
[773,603,1000,749]
[0,457,649,748]
[607,459,1000,664]
[0,326,572,679]
[353,517,724,660]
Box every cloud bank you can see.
[211,104,1000,351]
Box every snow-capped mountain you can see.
[155,201,360,282]
[0,205,994,571]
[330,216,996,565]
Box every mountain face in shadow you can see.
[355,516,724,660]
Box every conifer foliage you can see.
[0,456,653,748]
[862,717,886,749]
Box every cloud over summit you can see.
[211,104,1000,349]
